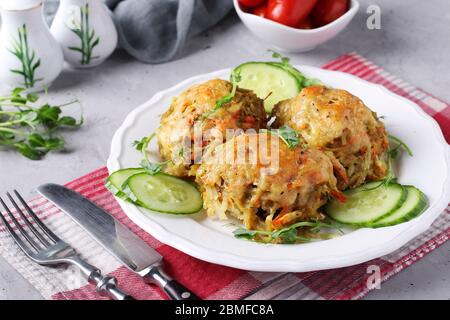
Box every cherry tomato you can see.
[252,4,267,17]
[296,17,314,29]
[238,0,266,8]
[265,0,317,28]
[311,0,349,27]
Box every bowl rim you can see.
[233,0,360,34]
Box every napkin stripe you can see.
[0,52,448,300]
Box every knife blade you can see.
[38,183,199,300]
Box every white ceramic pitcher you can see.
[51,0,118,68]
[0,0,64,93]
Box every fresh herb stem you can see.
[388,134,413,157]
[261,125,301,149]
[363,135,413,191]
[0,127,28,136]
[0,88,82,160]
[201,69,242,121]
[234,220,343,244]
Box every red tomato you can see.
[265,0,318,28]
[296,17,314,29]
[238,0,266,8]
[311,0,349,27]
[252,4,267,17]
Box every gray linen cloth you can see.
[44,0,233,64]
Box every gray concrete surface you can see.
[0,0,449,300]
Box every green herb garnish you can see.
[132,132,165,175]
[140,159,167,175]
[261,125,300,149]
[270,50,291,65]
[364,135,413,191]
[0,88,82,160]
[269,50,323,87]
[388,134,413,159]
[201,69,242,121]
[233,220,343,244]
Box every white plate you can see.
[107,66,450,272]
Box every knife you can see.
[38,183,199,300]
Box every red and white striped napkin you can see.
[0,53,449,300]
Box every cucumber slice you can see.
[106,168,145,200]
[324,182,407,225]
[233,62,301,113]
[267,62,306,84]
[123,173,203,214]
[369,186,428,228]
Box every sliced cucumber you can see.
[106,168,145,200]
[267,62,306,84]
[369,186,428,228]
[324,182,407,225]
[233,62,301,113]
[123,173,203,214]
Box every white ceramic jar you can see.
[0,0,64,93]
[51,0,118,68]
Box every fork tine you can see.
[0,196,41,252]
[0,208,36,259]
[7,192,52,247]
[14,190,59,243]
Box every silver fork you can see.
[0,190,135,300]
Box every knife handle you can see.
[70,256,135,300]
[143,263,200,300]
[93,273,136,300]
[164,280,200,300]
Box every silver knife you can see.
[38,183,199,300]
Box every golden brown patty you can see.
[156,79,266,177]
[272,86,389,189]
[196,132,342,231]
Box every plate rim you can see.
[107,66,450,272]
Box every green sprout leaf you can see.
[201,69,242,121]
[233,220,343,244]
[0,87,82,160]
[140,159,165,176]
[261,125,301,149]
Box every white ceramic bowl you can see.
[233,0,360,53]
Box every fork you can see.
[0,190,135,300]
